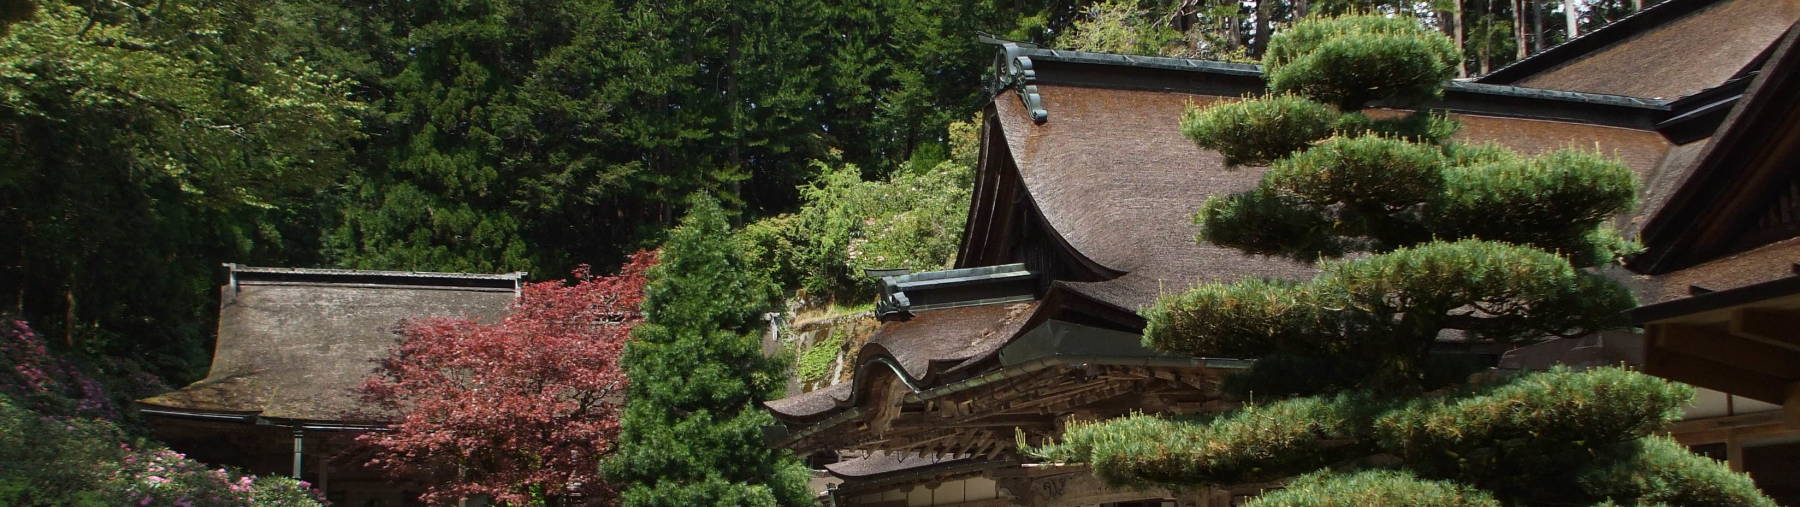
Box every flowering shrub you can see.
[1,320,315,506]
[103,446,327,506]
[0,319,115,418]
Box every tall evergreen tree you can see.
[605,196,810,506]
[1027,15,1773,506]
[0,0,361,375]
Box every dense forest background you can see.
[0,0,1656,384]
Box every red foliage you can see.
[357,252,655,506]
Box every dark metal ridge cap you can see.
[1004,46,1670,112]
[1442,81,1668,110]
[1010,46,1262,77]
[1476,0,1720,84]
[227,263,527,290]
[1629,272,1800,324]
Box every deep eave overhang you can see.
[136,403,389,432]
[1628,23,1800,274]
[1630,268,1800,324]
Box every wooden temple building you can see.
[767,0,1800,505]
[136,265,524,506]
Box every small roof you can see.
[1477,0,1800,100]
[139,265,523,423]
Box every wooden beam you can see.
[1645,343,1789,404]
[1655,324,1800,379]
[1788,381,1800,428]
[1732,308,1800,350]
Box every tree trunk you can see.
[1512,0,1529,61]
[1453,0,1466,77]
[1294,0,1308,19]
[1532,0,1545,52]
[1565,0,1580,39]
[1250,0,1272,57]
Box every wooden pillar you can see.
[1726,431,1745,473]
[318,443,330,498]
[291,429,305,479]
[1786,382,1800,427]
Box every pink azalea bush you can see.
[0,319,324,506]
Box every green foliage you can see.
[1333,111,1461,145]
[1145,240,1635,390]
[1264,134,1446,210]
[1029,367,1744,505]
[1061,0,1184,57]
[1431,148,1641,265]
[0,0,362,377]
[794,328,847,384]
[1194,189,1348,259]
[1263,15,1460,109]
[1029,393,1377,487]
[1578,436,1777,507]
[1181,95,1337,166]
[744,114,980,302]
[607,197,809,506]
[1242,469,1500,507]
[0,396,324,506]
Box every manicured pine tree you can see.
[605,196,811,506]
[1028,15,1775,506]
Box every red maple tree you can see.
[358,251,654,506]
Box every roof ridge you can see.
[1475,0,1720,84]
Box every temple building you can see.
[136,265,524,506]
[766,0,1800,504]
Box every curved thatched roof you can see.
[138,266,522,423]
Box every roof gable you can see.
[1477,0,1800,100]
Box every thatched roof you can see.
[138,266,523,424]
[766,302,1036,420]
[1478,0,1799,100]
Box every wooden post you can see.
[1726,431,1745,473]
[1785,382,1800,427]
[318,443,330,499]
[291,429,304,479]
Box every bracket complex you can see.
[991,43,1048,124]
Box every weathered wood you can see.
[1656,324,1800,378]
[1731,308,1800,351]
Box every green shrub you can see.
[794,328,846,384]
[1181,95,1337,166]
[1332,111,1460,144]
[1244,469,1500,507]
[1429,148,1639,262]
[1263,15,1460,109]
[1264,134,1446,209]
[1579,436,1776,507]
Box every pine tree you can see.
[1027,15,1774,506]
[604,196,811,506]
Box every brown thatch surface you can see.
[1630,138,1712,235]
[1515,0,1800,99]
[991,85,1672,312]
[992,87,1315,312]
[766,303,1037,419]
[139,272,518,422]
[1625,236,1800,305]
[825,452,970,479]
